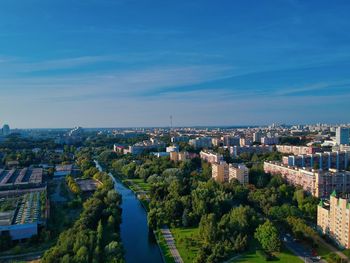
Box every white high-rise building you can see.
[336,127,350,145]
[2,124,10,136]
[253,131,262,143]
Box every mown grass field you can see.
[232,240,303,263]
[125,178,151,191]
[171,227,201,263]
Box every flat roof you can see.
[75,179,100,192]
[55,164,73,171]
[0,168,43,186]
[0,191,43,226]
[0,211,15,226]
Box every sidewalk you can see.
[160,227,184,263]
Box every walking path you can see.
[160,227,184,263]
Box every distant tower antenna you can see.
[170,115,173,140]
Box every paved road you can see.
[283,235,326,263]
[160,227,184,263]
[0,250,44,262]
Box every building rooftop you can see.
[0,211,15,226]
[55,164,73,171]
[0,168,43,186]
[0,191,43,227]
[75,179,100,192]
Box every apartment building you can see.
[253,131,262,143]
[166,145,179,153]
[240,138,252,147]
[200,150,224,164]
[189,137,212,149]
[211,138,222,147]
[222,136,240,147]
[229,145,273,157]
[282,151,349,171]
[113,144,125,153]
[333,144,350,153]
[212,162,249,184]
[211,162,229,183]
[127,139,166,155]
[170,151,197,162]
[276,145,320,155]
[171,136,189,143]
[336,127,350,145]
[261,137,279,145]
[264,161,350,198]
[229,164,249,184]
[318,191,350,248]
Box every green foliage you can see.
[42,171,124,263]
[0,233,12,250]
[196,205,257,262]
[248,187,278,215]
[293,189,318,220]
[249,164,271,188]
[121,162,137,178]
[286,216,317,240]
[198,213,217,244]
[254,220,281,253]
[99,145,321,263]
[66,175,81,195]
[280,136,309,146]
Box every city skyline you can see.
[1,0,350,128]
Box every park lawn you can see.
[155,230,176,263]
[128,178,151,191]
[233,240,303,263]
[171,227,201,263]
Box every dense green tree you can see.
[199,213,217,244]
[75,246,89,263]
[249,164,271,188]
[121,162,137,178]
[254,220,281,253]
[286,216,317,240]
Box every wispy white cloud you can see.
[0,55,125,73]
[277,80,350,96]
[19,55,119,71]
[62,24,183,36]
[0,64,234,101]
[0,50,227,74]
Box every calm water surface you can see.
[95,161,163,263]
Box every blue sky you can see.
[0,0,349,128]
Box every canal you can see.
[95,161,164,263]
